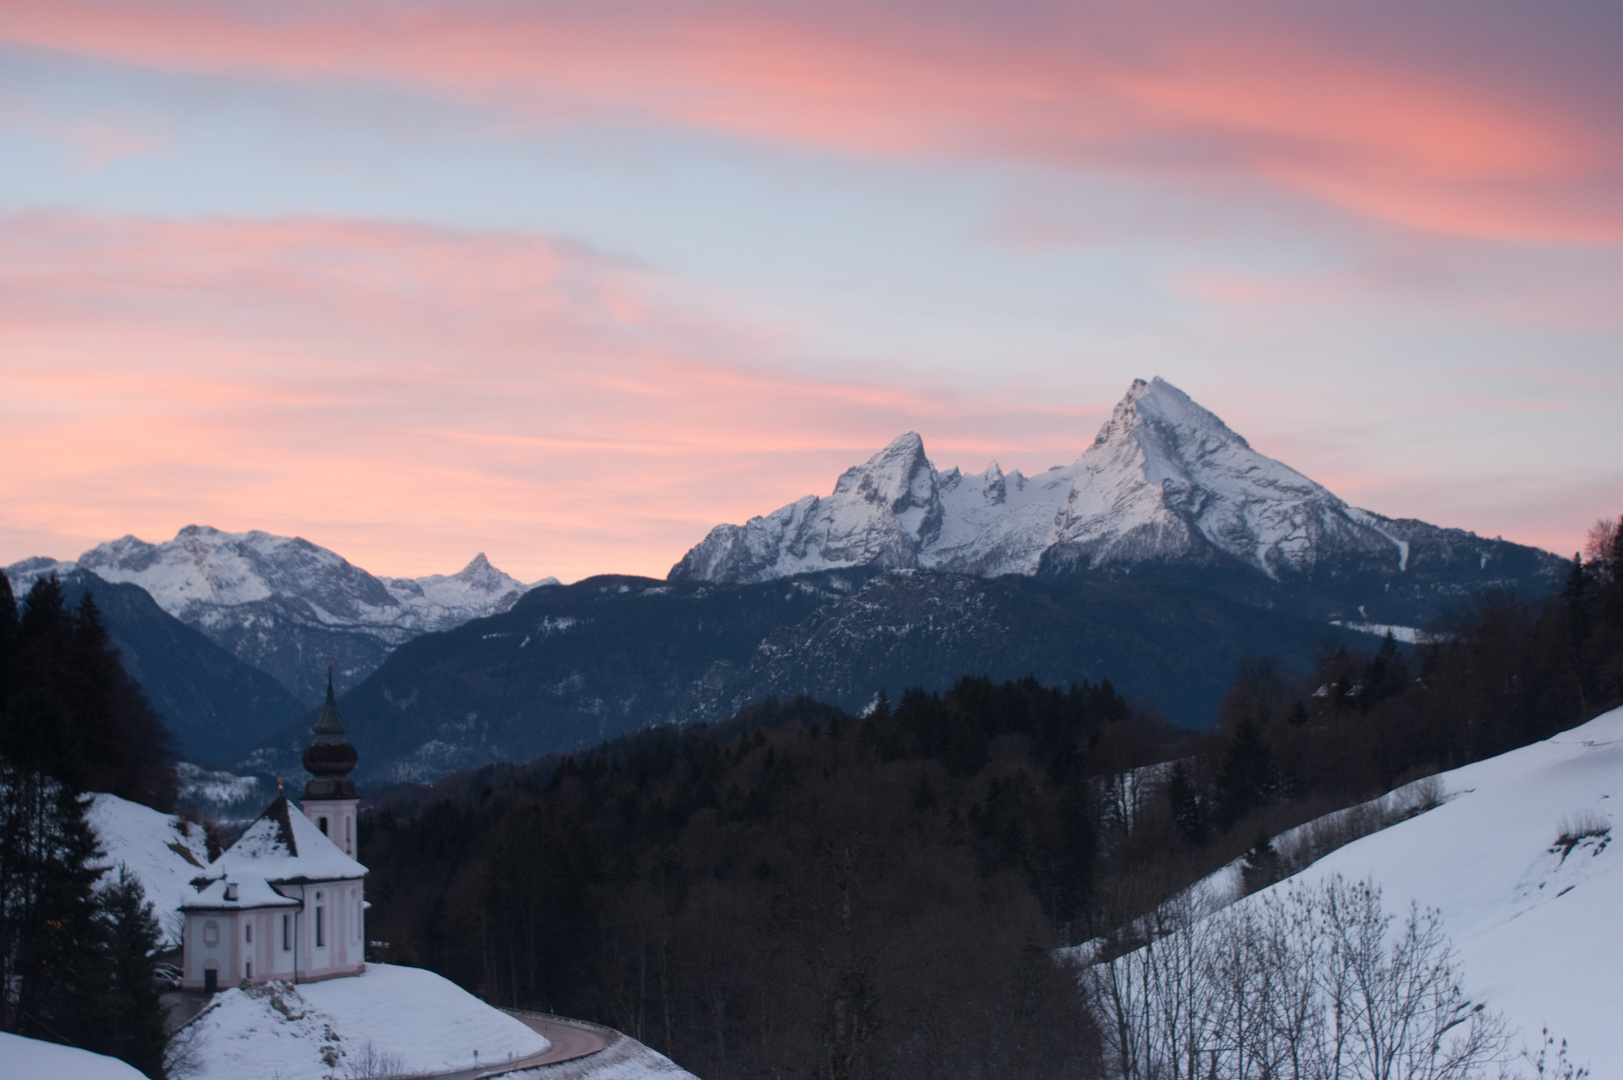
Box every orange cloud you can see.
[0,211,1096,581]
[1,2,1616,243]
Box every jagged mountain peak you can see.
[670,377,1534,586]
[831,431,938,522]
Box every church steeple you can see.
[302,664,357,801]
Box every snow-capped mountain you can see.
[671,377,1456,584]
[6,527,554,703]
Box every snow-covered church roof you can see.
[197,796,365,895]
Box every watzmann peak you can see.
[670,377,1408,584]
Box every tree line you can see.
[0,573,174,1078]
[360,518,1621,1079]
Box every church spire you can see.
[302,659,357,800]
[312,666,347,736]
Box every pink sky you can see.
[1,2,1618,581]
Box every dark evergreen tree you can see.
[1360,632,1409,709]
[2,578,176,810]
[0,572,16,709]
[1240,831,1282,894]
[92,870,168,1079]
[1213,715,1279,832]
[1167,761,1207,847]
[0,763,105,1045]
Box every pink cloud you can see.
[0,211,1097,581]
[1,2,1616,243]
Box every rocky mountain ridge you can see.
[6,527,551,702]
[670,377,1471,585]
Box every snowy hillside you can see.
[88,792,212,946]
[0,1032,150,1079]
[7,527,553,702]
[175,963,548,1080]
[1173,707,1623,1075]
[671,377,1550,586]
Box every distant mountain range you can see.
[238,377,1566,786]
[5,378,1568,784]
[7,527,551,703]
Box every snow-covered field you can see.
[0,1031,150,1079]
[174,964,548,1080]
[88,792,212,946]
[1209,706,1622,1075]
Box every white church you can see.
[180,672,367,992]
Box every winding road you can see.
[423,1011,612,1079]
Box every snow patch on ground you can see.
[177,964,547,1080]
[0,1031,149,1079]
[1330,619,1434,644]
[87,792,211,946]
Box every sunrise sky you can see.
[2,1,1619,583]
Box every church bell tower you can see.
[301,663,360,857]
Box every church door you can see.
[204,968,218,993]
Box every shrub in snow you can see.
[1554,810,1611,852]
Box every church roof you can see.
[210,796,366,885]
[181,874,299,911]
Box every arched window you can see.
[245,922,252,943]
[318,816,329,835]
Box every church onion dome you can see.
[303,668,358,800]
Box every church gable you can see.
[215,795,366,885]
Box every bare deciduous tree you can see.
[1081,875,1510,1080]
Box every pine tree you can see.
[1360,631,1409,709]
[1166,761,1207,847]
[91,870,168,1079]
[1,578,175,809]
[1240,831,1281,893]
[1214,715,1279,832]
[0,763,105,1043]
[0,572,16,709]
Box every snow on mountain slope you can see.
[0,1031,150,1079]
[1223,708,1623,1074]
[6,527,552,702]
[87,792,212,947]
[63,527,542,632]
[671,378,1414,584]
[178,963,547,1080]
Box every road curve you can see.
[417,1011,611,1079]
[506,1012,612,1067]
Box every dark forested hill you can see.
[54,571,306,764]
[246,567,1407,785]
